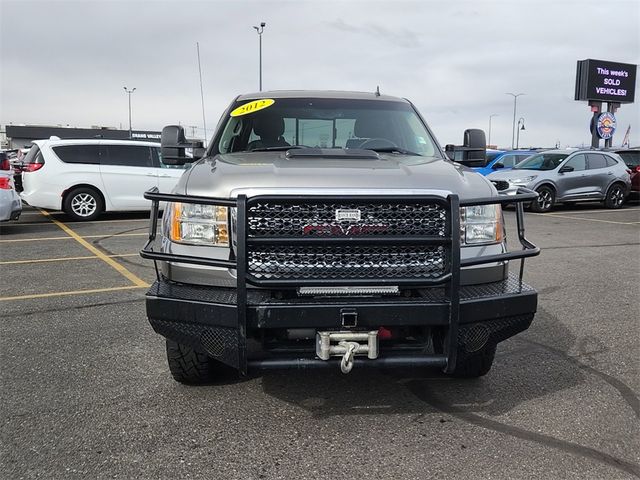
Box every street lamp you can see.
[123,86,136,139]
[253,22,266,91]
[516,117,525,149]
[488,114,499,147]
[505,92,525,150]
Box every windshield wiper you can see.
[248,145,309,152]
[366,147,422,156]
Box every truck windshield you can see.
[214,97,440,157]
[513,153,568,171]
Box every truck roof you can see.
[236,90,408,103]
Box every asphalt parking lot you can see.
[1,202,639,480]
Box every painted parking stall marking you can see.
[38,209,149,288]
[0,232,147,243]
[0,253,139,266]
[0,285,145,302]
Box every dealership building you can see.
[2,125,163,149]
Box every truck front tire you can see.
[448,344,496,378]
[165,339,232,385]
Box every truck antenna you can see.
[375,85,381,97]
[197,42,208,144]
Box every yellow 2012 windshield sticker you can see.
[230,99,275,117]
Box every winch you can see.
[316,331,379,373]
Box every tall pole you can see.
[505,93,525,150]
[196,42,207,144]
[123,86,136,139]
[253,22,266,91]
[488,114,498,147]
[259,33,262,91]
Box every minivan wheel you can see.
[604,183,625,209]
[63,187,104,221]
[531,186,555,213]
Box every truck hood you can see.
[181,152,496,200]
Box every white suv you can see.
[20,139,189,220]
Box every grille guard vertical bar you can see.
[236,195,249,375]
[145,187,161,281]
[445,194,461,374]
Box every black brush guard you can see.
[140,188,539,374]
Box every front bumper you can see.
[146,274,537,371]
[141,188,540,374]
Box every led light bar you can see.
[298,286,400,297]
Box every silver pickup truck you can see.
[140,90,539,384]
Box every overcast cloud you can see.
[1,0,639,148]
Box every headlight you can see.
[168,203,229,246]
[509,176,536,185]
[461,204,503,245]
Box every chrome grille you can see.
[247,201,447,237]
[245,199,449,282]
[248,245,447,280]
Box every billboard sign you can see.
[575,59,636,103]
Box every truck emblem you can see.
[335,209,361,222]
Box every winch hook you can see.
[339,341,359,374]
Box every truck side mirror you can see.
[161,125,204,165]
[445,129,488,167]
[461,129,487,167]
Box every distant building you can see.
[3,125,162,149]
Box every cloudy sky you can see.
[1,0,639,148]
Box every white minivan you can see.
[20,139,189,220]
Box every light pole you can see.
[488,114,499,147]
[516,117,525,149]
[253,22,266,91]
[505,92,525,150]
[123,86,136,138]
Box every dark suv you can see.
[140,91,539,384]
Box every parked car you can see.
[474,150,538,176]
[19,139,189,220]
[488,149,631,212]
[0,169,22,222]
[611,148,639,198]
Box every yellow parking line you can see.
[0,236,72,242]
[0,285,146,302]
[0,253,138,265]
[39,210,149,288]
[1,218,149,227]
[0,232,147,243]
